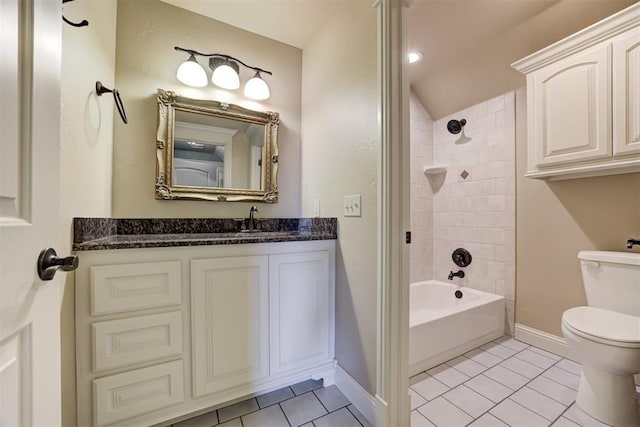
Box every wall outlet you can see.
[313,199,321,217]
[344,194,361,217]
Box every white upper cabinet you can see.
[513,3,640,180]
[613,28,640,156]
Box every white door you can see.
[0,0,65,426]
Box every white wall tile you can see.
[410,91,516,333]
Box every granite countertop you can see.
[73,217,338,251]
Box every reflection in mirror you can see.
[173,110,265,190]
[156,89,279,202]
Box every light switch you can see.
[313,199,321,217]
[344,194,361,217]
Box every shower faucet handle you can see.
[627,238,640,249]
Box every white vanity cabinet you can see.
[75,240,335,427]
[512,3,640,180]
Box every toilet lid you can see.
[562,306,640,345]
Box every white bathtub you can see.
[409,280,505,377]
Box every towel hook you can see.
[62,0,89,28]
[96,81,128,124]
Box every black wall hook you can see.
[62,0,89,28]
[96,81,128,124]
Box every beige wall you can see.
[112,0,302,218]
[59,1,118,425]
[301,1,378,394]
[515,88,640,337]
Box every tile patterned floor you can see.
[170,336,640,427]
[171,379,373,427]
[410,336,636,427]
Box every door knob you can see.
[37,248,79,281]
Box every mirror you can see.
[156,89,279,202]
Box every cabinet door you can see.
[269,251,332,375]
[191,256,269,397]
[613,28,640,156]
[530,43,611,168]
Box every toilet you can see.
[561,251,640,427]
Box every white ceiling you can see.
[407,0,637,119]
[162,0,638,119]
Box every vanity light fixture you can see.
[175,46,272,100]
[176,54,208,87]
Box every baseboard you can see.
[334,364,376,425]
[514,323,577,361]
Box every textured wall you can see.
[112,0,302,218]
[301,1,378,394]
[59,1,118,425]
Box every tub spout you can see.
[448,270,465,280]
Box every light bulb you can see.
[176,54,208,87]
[244,72,270,100]
[211,59,240,90]
[408,51,423,64]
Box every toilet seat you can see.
[562,306,640,348]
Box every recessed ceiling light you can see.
[187,141,205,149]
[408,51,423,64]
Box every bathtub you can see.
[409,280,505,377]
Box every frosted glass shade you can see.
[176,55,208,87]
[244,73,270,100]
[211,61,240,90]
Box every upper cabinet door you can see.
[530,43,612,168]
[613,29,640,156]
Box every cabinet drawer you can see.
[92,311,183,372]
[93,360,184,426]
[91,261,181,315]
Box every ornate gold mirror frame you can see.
[156,89,279,202]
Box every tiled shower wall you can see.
[410,91,434,283]
[410,92,516,334]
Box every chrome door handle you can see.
[37,248,79,281]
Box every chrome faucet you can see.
[448,270,465,280]
[248,205,259,231]
[627,238,640,249]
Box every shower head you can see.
[447,118,466,134]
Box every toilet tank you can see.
[578,251,640,316]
